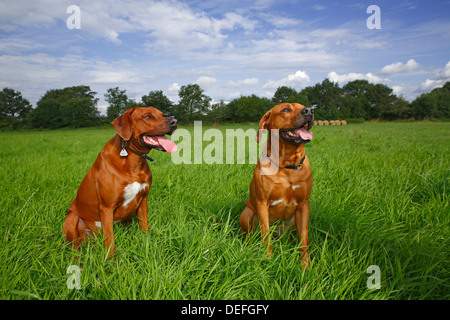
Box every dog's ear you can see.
[256,111,271,143]
[111,108,135,140]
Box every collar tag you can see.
[120,148,128,157]
[120,138,155,164]
[120,140,128,157]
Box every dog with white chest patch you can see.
[63,107,177,257]
[239,103,314,268]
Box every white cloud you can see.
[431,61,450,80]
[379,59,420,75]
[127,1,255,52]
[97,104,109,115]
[0,36,46,54]
[224,91,243,100]
[88,70,141,84]
[419,79,442,92]
[168,83,181,93]
[391,85,417,101]
[1,0,448,108]
[225,78,259,88]
[0,0,256,50]
[0,53,89,103]
[419,61,450,92]
[312,5,327,10]
[0,52,153,106]
[0,0,371,75]
[0,0,65,31]
[260,13,301,28]
[195,76,217,89]
[327,71,389,85]
[213,12,256,32]
[166,83,181,101]
[392,85,404,96]
[263,70,310,90]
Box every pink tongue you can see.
[153,136,177,153]
[295,128,313,141]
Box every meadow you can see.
[0,122,448,300]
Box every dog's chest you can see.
[267,179,308,220]
[111,181,149,221]
[270,183,304,205]
[123,182,148,207]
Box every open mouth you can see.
[140,131,177,153]
[280,121,313,144]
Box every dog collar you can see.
[121,139,155,164]
[284,155,306,171]
[261,152,306,171]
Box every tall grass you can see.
[0,122,448,299]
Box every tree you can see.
[30,86,99,129]
[411,82,450,119]
[29,99,63,129]
[382,97,412,120]
[301,79,342,119]
[430,83,450,119]
[365,83,397,120]
[272,86,298,103]
[105,87,128,120]
[272,86,310,106]
[62,98,100,127]
[175,84,211,122]
[141,90,173,115]
[207,100,228,123]
[342,80,371,98]
[225,95,274,123]
[342,80,375,119]
[0,88,32,129]
[40,85,97,102]
[341,93,370,119]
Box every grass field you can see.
[0,122,448,300]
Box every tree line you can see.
[1,79,449,130]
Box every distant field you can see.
[0,122,448,299]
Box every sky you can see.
[0,0,449,114]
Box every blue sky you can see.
[0,0,449,114]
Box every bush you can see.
[346,118,365,123]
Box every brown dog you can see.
[63,107,177,256]
[239,103,313,267]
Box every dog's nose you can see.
[168,118,178,128]
[301,108,313,116]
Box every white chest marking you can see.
[123,182,148,207]
[270,199,283,206]
[270,199,300,207]
[292,185,301,190]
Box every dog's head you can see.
[111,107,178,153]
[258,103,314,144]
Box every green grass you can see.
[0,122,448,299]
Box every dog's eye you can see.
[281,107,290,112]
[142,115,153,119]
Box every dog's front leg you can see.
[136,196,149,233]
[256,202,273,258]
[295,200,310,268]
[100,205,116,257]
